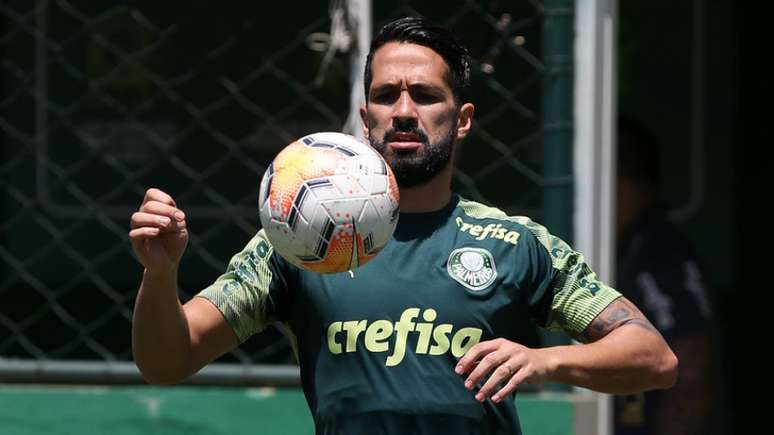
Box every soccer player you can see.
[130,17,677,435]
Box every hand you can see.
[455,338,553,403]
[129,188,189,273]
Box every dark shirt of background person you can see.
[614,115,716,435]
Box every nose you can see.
[392,91,417,124]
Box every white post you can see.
[344,0,371,138]
[574,1,618,435]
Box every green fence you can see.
[1,0,569,379]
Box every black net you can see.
[1,0,555,374]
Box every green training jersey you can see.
[197,194,621,435]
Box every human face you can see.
[360,42,474,187]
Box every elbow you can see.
[134,357,193,386]
[656,348,679,389]
[136,364,190,385]
[139,370,185,386]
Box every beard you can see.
[369,122,457,188]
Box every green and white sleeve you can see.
[196,230,286,343]
[521,219,621,336]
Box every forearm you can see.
[131,268,193,384]
[541,324,678,394]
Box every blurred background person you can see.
[614,114,715,435]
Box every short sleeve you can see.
[518,219,621,336]
[196,230,290,343]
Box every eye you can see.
[411,91,442,104]
[370,88,398,104]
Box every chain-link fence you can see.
[1,0,569,383]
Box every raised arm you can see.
[129,188,237,384]
[456,296,678,403]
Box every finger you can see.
[140,200,186,222]
[491,367,530,403]
[143,188,177,208]
[475,362,517,402]
[131,212,172,230]
[129,226,161,241]
[463,351,508,392]
[455,339,501,375]
[130,212,188,233]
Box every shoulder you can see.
[227,229,275,265]
[245,229,274,254]
[454,198,545,245]
[223,229,296,279]
[455,197,565,258]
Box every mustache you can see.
[382,126,429,143]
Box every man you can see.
[614,115,713,435]
[130,17,677,435]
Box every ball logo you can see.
[447,247,497,291]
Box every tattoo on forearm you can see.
[607,307,631,325]
[581,297,663,342]
[618,318,659,334]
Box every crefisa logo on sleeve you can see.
[446,247,497,291]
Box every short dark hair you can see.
[363,16,471,105]
[617,114,661,193]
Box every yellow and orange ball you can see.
[258,132,400,273]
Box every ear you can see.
[455,103,475,139]
[359,105,370,138]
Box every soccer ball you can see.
[258,132,400,273]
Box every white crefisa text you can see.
[326,307,483,367]
[455,217,521,245]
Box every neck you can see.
[398,165,453,213]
